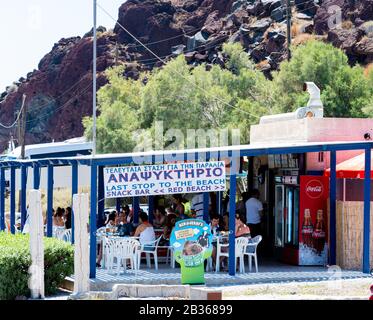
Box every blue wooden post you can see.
[90,164,98,279]
[33,163,40,189]
[203,192,209,222]
[10,167,16,234]
[0,168,5,231]
[71,162,78,244]
[329,150,337,265]
[20,166,27,229]
[116,198,121,214]
[133,197,140,224]
[216,191,221,215]
[228,174,237,276]
[148,195,154,223]
[363,147,371,274]
[47,165,54,237]
[98,166,105,228]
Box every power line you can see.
[286,0,292,61]
[97,2,259,119]
[25,75,90,113]
[26,83,92,124]
[126,26,203,49]
[0,95,27,129]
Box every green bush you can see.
[0,232,74,300]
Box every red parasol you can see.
[324,153,373,179]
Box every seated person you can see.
[210,214,222,268]
[96,212,119,267]
[216,213,252,271]
[64,207,72,229]
[115,211,126,225]
[153,206,166,228]
[125,208,134,224]
[52,207,66,238]
[134,212,156,248]
[222,212,229,231]
[116,215,134,237]
[210,214,221,237]
[105,212,117,229]
[171,194,187,221]
[235,213,251,238]
[160,213,176,246]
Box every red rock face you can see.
[0,0,371,152]
[0,35,112,149]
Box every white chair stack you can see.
[62,229,72,243]
[54,226,66,240]
[107,238,140,276]
[103,237,117,274]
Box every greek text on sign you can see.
[104,161,226,198]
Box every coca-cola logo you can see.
[305,180,324,199]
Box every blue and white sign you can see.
[104,161,226,198]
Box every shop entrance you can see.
[252,154,304,265]
[273,183,300,265]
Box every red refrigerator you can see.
[299,175,329,265]
[274,175,329,265]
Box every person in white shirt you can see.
[209,215,221,237]
[245,189,263,237]
[191,193,211,220]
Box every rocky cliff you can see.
[0,0,372,152]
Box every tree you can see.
[84,44,276,153]
[273,40,372,118]
[84,40,373,154]
[82,66,143,153]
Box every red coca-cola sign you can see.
[305,179,324,199]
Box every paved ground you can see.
[71,259,370,291]
[219,278,373,300]
[47,278,372,300]
[51,259,372,300]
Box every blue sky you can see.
[0,0,125,91]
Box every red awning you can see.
[325,153,373,179]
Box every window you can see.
[318,152,324,163]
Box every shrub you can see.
[0,232,74,300]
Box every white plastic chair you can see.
[244,235,262,273]
[104,237,119,274]
[137,236,162,270]
[112,238,140,276]
[62,229,72,243]
[166,245,176,268]
[216,237,248,273]
[13,225,21,234]
[205,256,213,272]
[54,226,66,240]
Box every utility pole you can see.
[92,0,97,157]
[20,94,27,160]
[286,0,292,61]
[18,94,27,213]
[114,43,119,66]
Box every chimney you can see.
[303,82,323,110]
[259,82,324,124]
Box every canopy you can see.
[325,153,373,179]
